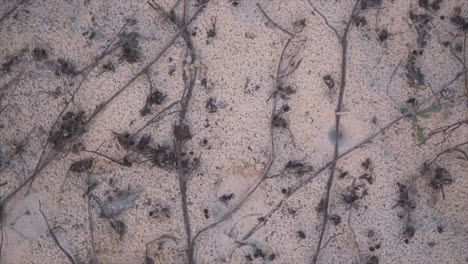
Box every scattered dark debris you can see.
[32,48,47,61]
[136,134,151,150]
[323,75,335,89]
[272,113,288,129]
[219,193,235,203]
[150,144,177,169]
[316,198,326,213]
[69,158,94,173]
[101,189,141,218]
[205,97,218,113]
[409,12,431,25]
[436,225,443,233]
[418,0,430,9]
[430,167,453,199]
[228,0,240,7]
[284,160,313,177]
[339,171,349,179]
[196,0,210,7]
[343,188,360,204]
[149,204,171,218]
[361,158,373,170]
[1,53,22,73]
[292,18,306,34]
[353,15,367,28]
[268,253,276,261]
[406,97,417,106]
[82,30,96,40]
[428,241,435,247]
[121,155,133,167]
[102,61,115,73]
[431,0,443,11]
[10,136,29,156]
[281,104,290,112]
[404,225,415,240]
[368,230,375,237]
[330,214,342,225]
[168,68,176,76]
[115,132,135,148]
[342,180,366,205]
[378,29,389,42]
[50,111,86,149]
[454,43,463,53]
[409,11,432,49]
[56,59,76,76]
[85,179,98,197]
[200,138,208,146]
[361,0,382,10]
[141,89,166,116]
[360,173,374,184]
[394,182,415,209]
[119,32,141,64]
[367,255,379,264]
[297,230,306,239]
[110,219,127,240]
[419,0,443,11]
[173,123,192,141]
[207,17,217,38]
[201,78,208,88]
[253,248,266,260]
[405,53,425,87]
[375,244,381,249]
[287,207,297,216]
[450,15,468,31]
[277,84,297,98]
[245,254,253,261]
[203,209,209,219]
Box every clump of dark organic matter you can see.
[205,97,218,113]
[32,48,47,61]
[141,89,166,116]
[323,75,335,89]
[110,219,127,240]
[284,160,313,177]
[149,203,171,219]
[69,158,94,172]
[50,111,86,149]
[119,32,142,64]
[56,59,76,76]
[405,52,425,87]
[342,180,367,206]
[219,193,235,203]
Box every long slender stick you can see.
[312,1,360,263]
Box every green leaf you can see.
[416,112,431,119]
[420,104,442,114]
[400,107,409,114]
[417,127,425,144]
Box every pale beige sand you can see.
[0,0,467,263]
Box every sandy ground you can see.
[0,0,467,263]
